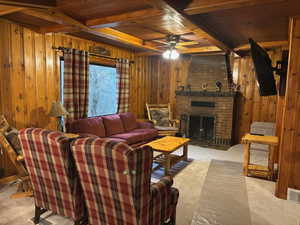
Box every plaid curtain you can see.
[117,59,130,113]
[63,49,89,121]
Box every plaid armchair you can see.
[71,137,179,225]
[18,128,85,225]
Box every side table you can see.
[242,133,279,180]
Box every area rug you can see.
[191,160,252,225]
[151,159,193,181]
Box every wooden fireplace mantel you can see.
[175,91,237,97]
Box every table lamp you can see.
[49,102,69,132]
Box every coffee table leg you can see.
[165,154,171,176]
[183,143,188,161]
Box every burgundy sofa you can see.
[66,112,158,146]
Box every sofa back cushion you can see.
[119,112,138,132]
[67,117,106,137]
[102,114,125,136]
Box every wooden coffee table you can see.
[146,136,190,176]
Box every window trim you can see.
[90,56,116,67]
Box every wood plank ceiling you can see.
[0,0,298,55]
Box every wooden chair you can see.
[146,103,180,136]
[0,115,33,198]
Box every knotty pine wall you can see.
[276,16,300,196]
[0,20,159,129]
[232,48,284,143]
[148,49,284,144]
[0,20,155,177]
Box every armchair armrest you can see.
[151,176,173,197]
[169,119,180,128]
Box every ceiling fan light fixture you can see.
[162,49,179,60]
[162,34,180,60]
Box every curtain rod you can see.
[52,46,134,64]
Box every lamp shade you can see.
[49,102,69,117]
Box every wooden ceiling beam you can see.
[184,0,285,15]
[23,8,162,52]
[40,24,80,34]
[0,4,23,15]
[144,0,234,54]
[179,46,221,54]
[177,41,199,46]
[0,0,55,9]
[92,27,161,51]
[234,40,289,51]
[21,9,66,24]
[86,8,162,28]
[136,45,221,56]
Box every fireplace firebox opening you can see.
[188,115,215,144]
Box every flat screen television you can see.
[249,38,277,96]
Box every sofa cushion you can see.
[110,128,158,144]
[119,112,138,132]
[67,117,106,137]
[132,128,158,141]
[102,114,125,136]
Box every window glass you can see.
[88,64,118,116]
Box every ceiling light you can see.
[163,49,179,60]
[162,34,180,60]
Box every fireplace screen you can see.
[189,115,215,142]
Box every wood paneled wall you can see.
[146,52,284,144]
[0,21,135,130]
[0,20,154,177]
[276,16,300,197]
[147,55,192,117]
[232,48,284,143]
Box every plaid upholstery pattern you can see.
[18,128,84,221]
[117,59,130,113]
[63,48,89,120]
[71,137,179,225]
[150,177,179,225]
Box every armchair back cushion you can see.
[149,108,170,127]
[18,128,84,221]
[71,137,152,225]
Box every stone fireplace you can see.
[175,55,235,147]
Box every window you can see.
[60,59,119,116]
[88,64,118,116]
